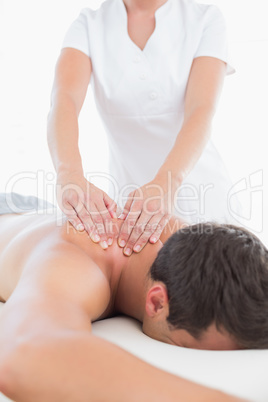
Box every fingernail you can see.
[100,241,108,249]
[134,245,141,252]
[151,237,157,243]
[107,237,113,246]
[119,239,126,248]
[118,214,126,220]
[111,211,117,219]
[76,224,84,231]
[124,247,131,256]
[92,234,100,242]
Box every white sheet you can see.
[0,302,268,402]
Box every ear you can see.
[145,284,169,318]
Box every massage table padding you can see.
[0,303,267,402]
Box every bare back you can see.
[0,212,126,321]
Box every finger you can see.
[118,201,142,248]
[131,215,164,253]
[149,214,171,244]
[75,201,100,243]
[65,207,85,232]
[123,211,153,256]
[118,191,135,220]
[83,201,108,249]
[103,192,118,219]
[60,197,85,232]
[97,200,117,247]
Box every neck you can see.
[114,240,162,322]
[123,0,168,14]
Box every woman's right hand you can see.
[56,171,118,249]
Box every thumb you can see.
[103,192,118,219]
[119,191,135,220]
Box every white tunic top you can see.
[61,0,241,224]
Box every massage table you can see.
[0,195,267,401]
[0,302,268,402]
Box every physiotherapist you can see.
[47,0,241,256]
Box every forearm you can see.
[156,107,214,185]
[4,331,240,402]
[47,92,83,176]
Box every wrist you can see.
[57,163,84,179]
[154,169,182,189]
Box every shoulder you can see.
[77,0,117,22]
[178,0,224,23]
[19,239,111,322]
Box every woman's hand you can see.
[56,171,118,249]
[117,174,179,256]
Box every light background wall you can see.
[0,0,267,245]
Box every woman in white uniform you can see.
[47,0,241,256]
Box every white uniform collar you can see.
[118,0,174,22]
[116,0,176,55]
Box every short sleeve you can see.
[61,8,91,58]
[194,5,236,76]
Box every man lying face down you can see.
[148,223,268,350]
[0,196,267,401]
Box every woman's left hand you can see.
[117,175,178,256]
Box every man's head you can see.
[142,222,268,350]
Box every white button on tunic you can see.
[139,73,147,80]
[133,55,141,63]
[61,0,241,223]
[150,92,158,100]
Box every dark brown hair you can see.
[149,222,268,349]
